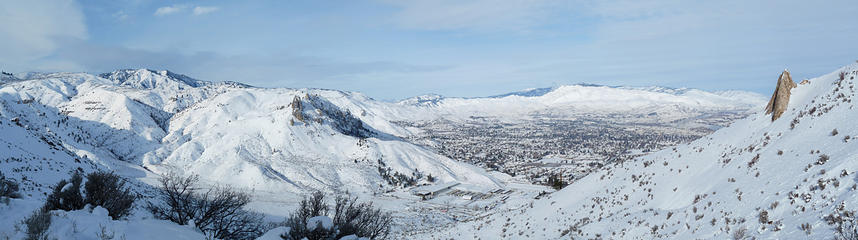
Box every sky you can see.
[1,0,857,100]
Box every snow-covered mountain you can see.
[100,69,209,89]
[426,64,858,239]
[0,66,785,239]
[0,69,499,197]
[397,84,765,122]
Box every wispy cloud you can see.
[112,10,128,21]
[42,38,449,97]
[154,5,219,17]
[193,6,219,16]
[380,0,563,32]
[154,5,186,16]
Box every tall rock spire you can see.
[765,70,797,121]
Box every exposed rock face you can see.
[800,79,811,85]
[765,70,797,121]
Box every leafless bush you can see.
[149,173,197,225]
[748,154,760,168]
[731,226,747,240]
[832,217,858,240]
[45,172,85,211]
[0,171,20,199]
[800,222,813,235]
[826,203,858,240]
[759,210,770,224]
[817,154,831,165]
[23,207,51,240]
[282,191,392,240]
[149,173,265,240]
[333,194,393,239]
[85,171,136,219]
[95,224,115,240]
[283,191,329,240]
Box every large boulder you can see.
[765,70,797,121]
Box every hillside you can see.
[0,69,499,197]
[426,64,858,239]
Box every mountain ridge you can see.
[0,68,503,197]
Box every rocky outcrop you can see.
[765,70,797,121]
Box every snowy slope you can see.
[429,64,858,239]
[0,92,100,196]
[1,68,498,238]
[100,69,208,89]
[142,87,499,194]
[0,69,500,198]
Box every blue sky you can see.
[1,0,857,100]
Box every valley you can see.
[397,110,751,187]
[2,2,854,239]
[2,65,855,239]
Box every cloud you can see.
[154,5,186,16]
[380,0,563,32]
[112,10,129,21]
[193,6,219,16]
[0,0,87,70]
[43,38,449,96]
[154,5,219,16]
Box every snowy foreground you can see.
[0,63,852,239]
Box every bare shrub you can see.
[748,154,760,168]
[45,172,85,212]
[149,173,197,225]
[0,171,21,199]
[800,222,812,235]
[333,194,393,238]
[817,154,831,165]
[95,224,115,240]
[23,207,51,240]
[282,191,392,240]
[732,226,747,240]
[283,191,330,240]
[85,171,136,220]
[149,173,265,240]
[758,210,770,224]
[826,203,858,240]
